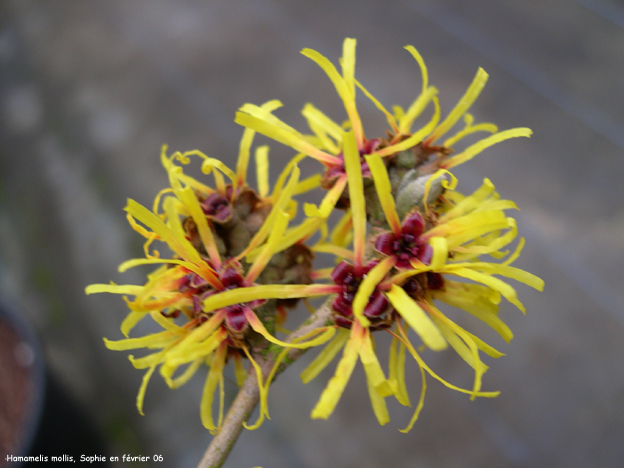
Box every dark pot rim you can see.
[0,300,46,462]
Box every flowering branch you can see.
[86,37,543,468]
[197,303,333,468]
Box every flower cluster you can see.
[87,38,543,434]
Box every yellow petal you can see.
[165,357,203,389]
[400,363,427,433]
[446,267,526,313]
[397,323,499,399]
[378,94,440,157]
[170,309,227,353]
[188,153,237,183]
[85,283,143,296]
[310,324,365,419]
[443,127,532,169]
[404,45,428,95]
[244,308,336,349]
[425,210,507,241]
[200,341,227,431]
[241,166,299,258]
[443,115,498,148]
[302,41,364,146]
[430,314,485,398]
[355,78,398,134]
[236,100,282,189]
[128,352,161,369]
[202,284,335,313]
[366,374,390,426]
[360,330,396,398]
[103,332,177,351]
[398,86,438,135]
[149,310,185,334]
[469,263,545,291]
[294,174,322,196]
[135,350,165,416]
[236,127,256,189]
[175,185,221,268]
[301,328,349,384]
[427,68,489,144]
[343,130,366,269]
[311,243,355,262]
[439,178,496,223]
[389,336,410,407]
[242,346,270,430]
[117,257,189,273]
[125,199,220,287]
[365,153,401,234]
[271,153,307,202]
[121,310,147,338]
[166,327,228,366]
[429,236,448,270]
[351,256,396,327]
[503,237,525,266]
[432,287,512,342]
[255,145,270,198]
[233,352,247,387]
[386,285,447,351]
[318,174,348,218]
[301,103,343,142]
[330,211,352,247]
[341,38,357,102]
[235,111,339,166]
[422,169,458,217]
[245,210,290,284]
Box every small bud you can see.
[395,171,445,220]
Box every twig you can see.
[197,303,333,468]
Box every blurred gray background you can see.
[1,0,624,467]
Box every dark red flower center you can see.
[374,212,433,269]
[170,263,266,334]
[330,259,390,328]
[200,193,232,223]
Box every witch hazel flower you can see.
[86,38,545,457]
[356,154,544,430]
[298,137,543,431]
[235,38,532,208]
[373,211,433,269]
[85,129,342,433]
[296,130,399,426]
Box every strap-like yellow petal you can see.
[343,130,366,270]
[351,257,396,326]
[386,285,447,351]
[378,94,440,157]
[310,324,365,419]
[85,283,143,296]
[443,128,532,169]
[301,328,349,384]
[365,153,401,234]
[398,86,438,135]
[429,236,448,270]
[255,145,270,198]
[200,341,227,432]
[244,308,336,350]
[427,68,489,144]
[355,78,398,134]
[389,336,410,407]
[360,330,396,398]
[103,332,177,351]
[235,111,339,166]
